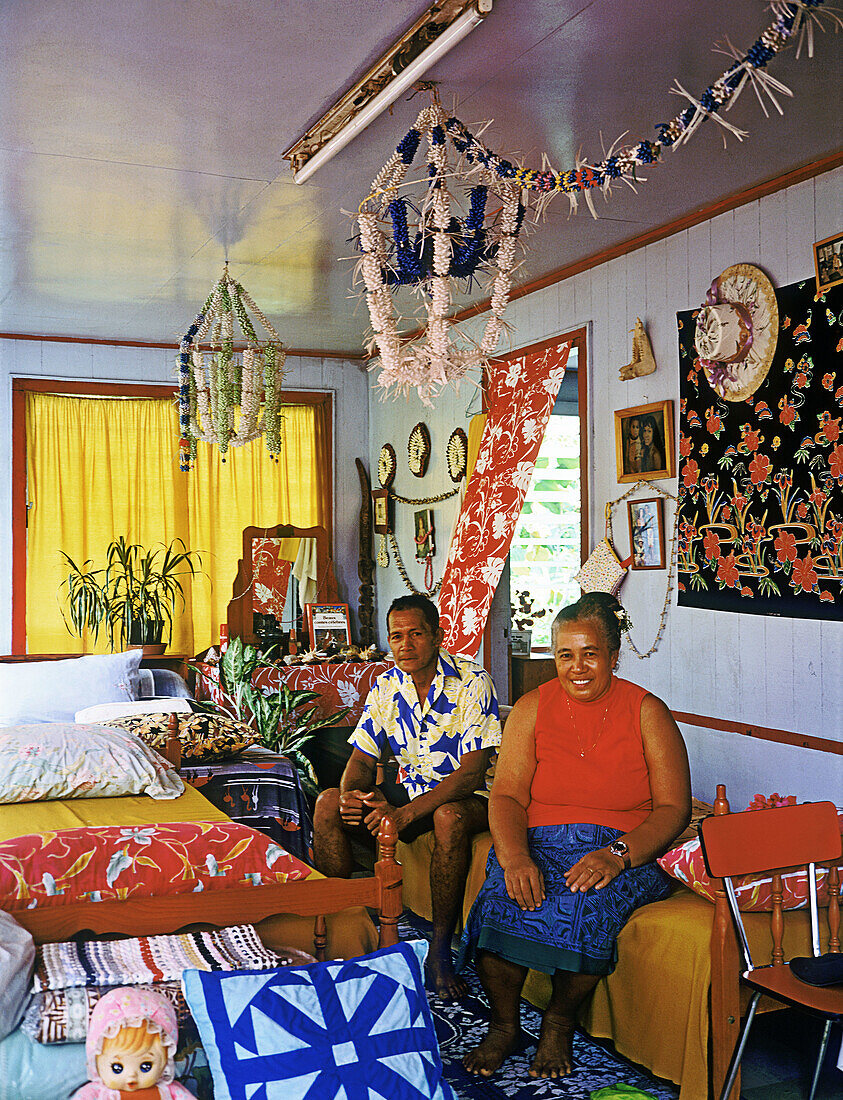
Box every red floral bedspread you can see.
[0,820,312,911]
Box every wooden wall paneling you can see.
[573,269,592,330]
[783,177,817,284]
[555,275,575,334]
[813,170,840,235]
[682,219,718,715]
[758,187,789,288]
[819,625,843,738]
[790,618,824,736]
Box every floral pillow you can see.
[658,805,843,911]
[0,723,183,803]
[102,711,257,762]
[0,820,311,913]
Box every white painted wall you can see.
[0,341,369,652]
[368,166,843,801]
[366,368,484,645]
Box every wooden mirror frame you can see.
[226,524,339,644]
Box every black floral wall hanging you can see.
[676,277,842,621]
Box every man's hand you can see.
[338,789,368,827]
[359,790,414,836]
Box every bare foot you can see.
[426,946,469,1001]
[462,1022,522,1076]
[529,1014,575,1078]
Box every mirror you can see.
[227,524,338,645]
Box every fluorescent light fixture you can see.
[285,0,492,185]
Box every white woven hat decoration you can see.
[694,263,779,402]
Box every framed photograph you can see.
[414,508,435,561]
[371,488,391,535]
[614,400,675,483]
[813,232,843,296]
[305,603,351,651]
[627,497,666,570]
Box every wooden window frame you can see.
[10,377,332,653]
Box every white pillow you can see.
[0,651,143,726]
[0,723,184,802]
[75,698,192,724]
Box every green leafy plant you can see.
[59,536,202,649]
[208,636,352,799]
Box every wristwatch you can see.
[608,840,631,869]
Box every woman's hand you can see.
[502,854,545,911]
[565,847,625,893]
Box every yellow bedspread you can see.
[0,784,229,842]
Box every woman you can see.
[640,415,664,472]
[459,591,690,1080]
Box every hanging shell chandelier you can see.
[177,265,287,470]
[357,99,525,407]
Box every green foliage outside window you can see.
[510,415,581,649]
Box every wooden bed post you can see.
[375,815,402,948]
[709,784,741,1100]
[164,711,182,770]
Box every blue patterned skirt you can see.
[458,823,672,976]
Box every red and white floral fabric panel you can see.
[194,661,393,727]
[439,340,572,658]
[0,819,312,911]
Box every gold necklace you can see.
[564,690,611,757]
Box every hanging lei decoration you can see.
[356,99,525,407]
[388,531,444,598]
[606,480,681,659]
[177,265,287,470]
[441,1,839,219]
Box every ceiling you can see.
[2,0,840,356]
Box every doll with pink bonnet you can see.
[72,986,195,1099]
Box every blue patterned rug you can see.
[400,914,679,1100]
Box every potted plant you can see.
[510,590,547,657]
[201,637,352,799]
[59,536,203,653]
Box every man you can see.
[313,594,501,1000]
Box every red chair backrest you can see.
[700,801,841,880]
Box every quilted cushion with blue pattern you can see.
[182,938,455,1100]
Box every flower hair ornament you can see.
[615,606,634,634]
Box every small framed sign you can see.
[305,603,351,651]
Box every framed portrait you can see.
[627,497,666,570]
[813,232,843,296]
[414,508,435,561]
[614,399,675,483]
[305,603,351,651]
[371,488,391,535]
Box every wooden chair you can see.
[700,801,842,1100]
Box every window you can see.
[11,378,331,655]
[508,329,588,651]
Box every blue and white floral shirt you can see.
[348,650,501,799]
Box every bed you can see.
[0,651,403,1095]
[0,651,400,954]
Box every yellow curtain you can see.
[26,393,326,656]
